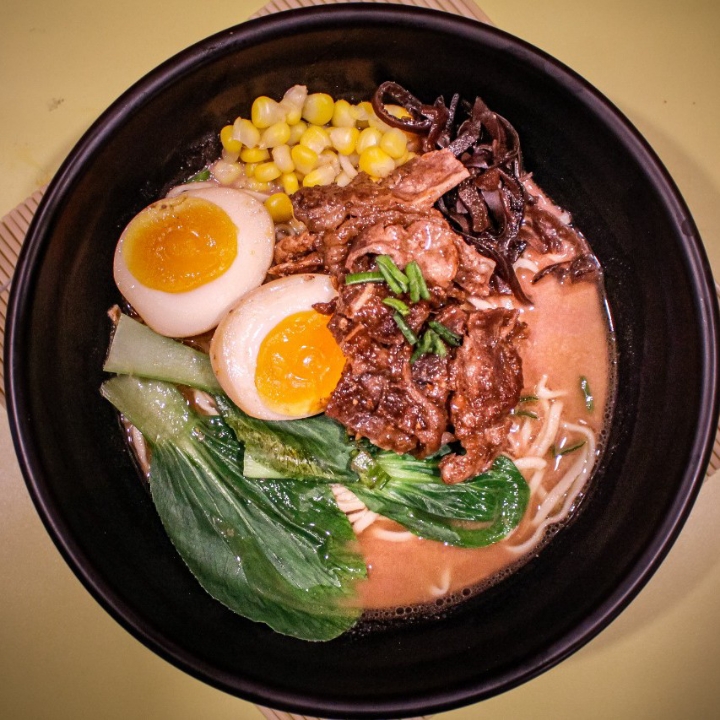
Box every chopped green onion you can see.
[518,395,539,403]
[392,312,418,345]
[406,261,430,301]
[580,376,594,412]
[514,410,538,419]
[382,297,410,316]
[411,330,433,362]
[345,271,385,285]
[431,331,447,357]
[411,329,448,362]
[186,168,211,183]
[428,320,462,347]
[408,271,420,302]
[375,255,409,294]
[550,441,586,457]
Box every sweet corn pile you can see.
[208,85,418,223]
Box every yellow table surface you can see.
[2,1,719,718]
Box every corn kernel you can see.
[336,171,352,187]
[351,101,374,125]
[291,144,319,175]
[264,192,294,223]
[280,85,308,125]
[246,178,272,193]
[280,172,300,195]
[368,113,393,133]
[395,149,416,168]
[271,144,295,174]
[260,121,291,149]
[240,147,270,163]
[244,162,259,178]
[213,160,243,185]
[338,153,359,180]
[380,128,408,159]
[302,93,335,126]
[251,96,286,128]
[332,99,356,128]
[385,104,412,121]
[220,125,242,154]
[254,161,282,183]
[329,126,359,155]
[233,118,260,148]
[358,146,395,179]
[318,150,341,175]
[356,126,383,154]
[288,120,308,145]
[303,164,337,187]
[299,125,331,154]
[221,148,239,164]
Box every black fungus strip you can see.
[372,82,601,304]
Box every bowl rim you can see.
[5,4,720,717]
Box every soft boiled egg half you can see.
[210,274,346,420]
[113,186,274,338]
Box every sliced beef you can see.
[325,330,448,458]
[290,149,479,288]
[384,148,470,208]
[346,215,460,288]
[452,235,495,297]
[439,308,525,483]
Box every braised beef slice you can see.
[325,334,448,458]
[383,148,470,208]
[451,234,495,297]
[346,216,460,288]
[439,308,525,484]
[290,149,482,287]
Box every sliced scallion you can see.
[382,297,410,316]
[376,255,409,294]
[431,331,448,357]
[392,312,418,345]
[580,376,594,412]
[550,441,586,457]
[186,168,211,183]
[411,329,447,362]
[428,320,462,347]
[345,271,385,285]
[406,261,430,301]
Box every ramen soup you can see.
[103,82,615,640]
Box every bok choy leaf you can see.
[104,314,221,392]
[351,453,529,547]
[215,394,357,484]
[101,375,365,641]
[241,439,529,548]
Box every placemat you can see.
[0,3,718,715]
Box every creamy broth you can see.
[355,267,614,611]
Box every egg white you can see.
[113,186,274,338]
[210,274,338,421]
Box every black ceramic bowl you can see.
[5,5,719,718]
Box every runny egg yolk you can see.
[122,195,237,293]
[254,310,345,416]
